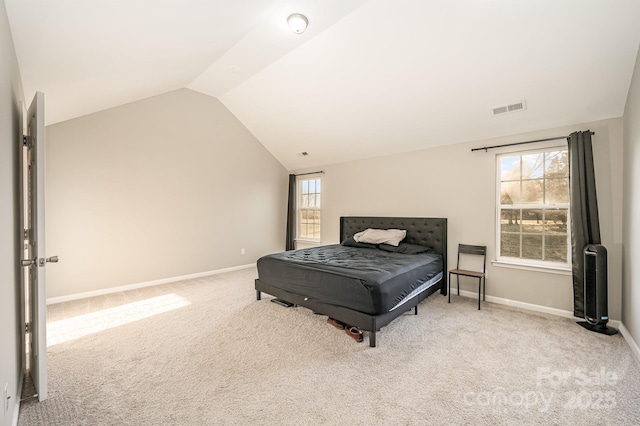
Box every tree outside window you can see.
[298,177,321,240]
[497,149,570,265]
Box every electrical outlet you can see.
[240,248,245,255]
[3,383,8,414]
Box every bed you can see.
[255,216,448,347]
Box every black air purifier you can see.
[577,244,618,335]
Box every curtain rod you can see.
[294,171,324,177]
[471,131,595,152]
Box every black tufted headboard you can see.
[340,216,447,260]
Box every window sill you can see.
[491,259,571,275]
[295,238,321,243]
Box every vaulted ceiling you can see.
[6,0,640,170]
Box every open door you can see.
[21,91,57,402]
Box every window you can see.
[497,148,570,268]
[297,176,321,240]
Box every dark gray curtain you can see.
[568,131,601,318]
[285,174,296,251]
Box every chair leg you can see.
[483,277,486,301]
[448,273,451,303]
[478,278,481,310]
[457,275,460,296]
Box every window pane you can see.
[501,156,520,180]
[545,235,568,262]
[500,182,520,204]
[501,233,520,257]
[545,151,568,178]
[522,235,543,260]
[544,210,568,234]
[297,177,321,240]
[522,209,543,233]
[545,178,569,204]
[316,179,321,192]
[501,209,520,232]
[522,153,544,179]
[497,149,569,266]
[522,179,543,203]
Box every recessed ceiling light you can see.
[287,14,308,34]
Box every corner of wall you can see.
[619,322,640,365]
[621,39,640,354]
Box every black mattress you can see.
[256,244,443,315]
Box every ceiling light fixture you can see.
[287,13,308,34]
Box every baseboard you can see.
[453,290,640,365]
[46,263,256,305]
[453,289,621,329]
[618,323,640,365]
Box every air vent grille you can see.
[493,101,526,116]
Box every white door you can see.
[22,91,56,402]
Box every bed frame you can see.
[255,216,448,347]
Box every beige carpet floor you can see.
[18,267,640,425]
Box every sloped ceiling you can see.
[6,0,640,170]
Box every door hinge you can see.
[23,135,34,148]
[23,229,28,241]
[25,322,31,334]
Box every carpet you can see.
[18,267,640,425]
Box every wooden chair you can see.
[448,244,487,310]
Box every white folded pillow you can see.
[352,228,407,246]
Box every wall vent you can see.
[492,106,508,115]
[493,101,526,116]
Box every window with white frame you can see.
[297,176,321,241]
[497,148,570,268]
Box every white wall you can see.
[0,1,24,424]
[46,89,288,299]
[296,118,624,319]
[623,44,640,345]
